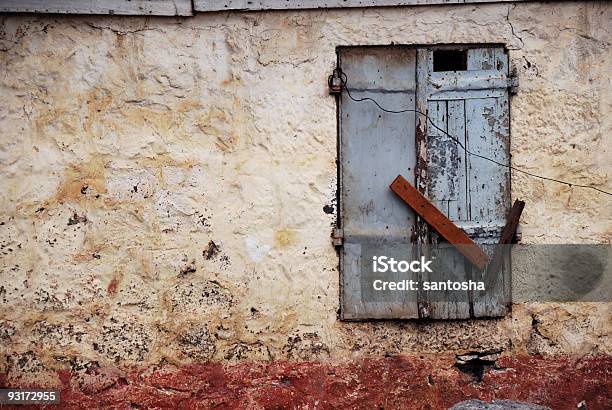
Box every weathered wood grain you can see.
[390,175,489,270]
[487,199,525,277]
[195,0,526,12]
[465,47,512,318]
[0,0,192,15]
[339,47,418,320]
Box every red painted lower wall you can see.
[2,355,610,409]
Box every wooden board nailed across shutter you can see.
[420,47,511,318]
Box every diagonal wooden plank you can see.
[390,174,489,270]
[486,199,525,276]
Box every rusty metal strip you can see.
[486,199,525,276]
[390,175,490,270]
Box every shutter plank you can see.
[424,99,471,319]
[472,242,509,317]
[464,95,510,227]
[494,48,508,72]
[465,47,511,317]
[447,100,469,222]
[465,97,509,224]
[468,48,496,70]
[340,47,419,319]
[470,96,511,317]
[427,100,450,214]
[428,244,472,319]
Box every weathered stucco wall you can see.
[0,1,611,406]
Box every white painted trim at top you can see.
[194,0,528,13]
[0,0,192,16]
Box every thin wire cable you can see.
[338,71,612,196]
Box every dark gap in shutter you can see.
[433,50,467,72]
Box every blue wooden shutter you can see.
[339,47,418,319]
[338,46,512,320]
[418,47,511,318]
